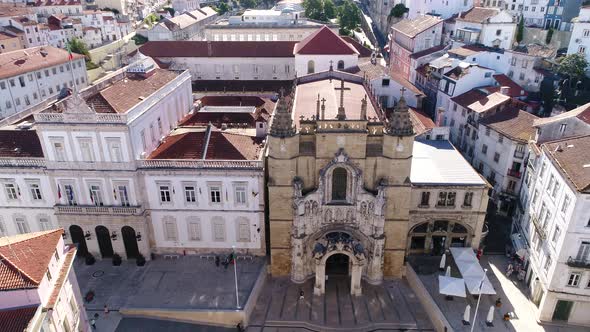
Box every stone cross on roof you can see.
[321,97,326,120]
[335,79,349,120]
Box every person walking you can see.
[215,255,220,267]
[103,305,109,315]
[90,319,96,329]
[299,290,304,300]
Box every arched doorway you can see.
[326,253,349,276]
[337,60,344,70]
[69,225,88,257]
[121,226,140,259]
[95,226,114,258]
[307,60,315,74]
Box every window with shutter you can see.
[164,218,178,241]
[212,219,225,241]
[237,219,250,242]
[187,218,201,241]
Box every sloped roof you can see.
[533,102,590,127]
[543,135,590,193]
[0,306,38,332]
[0,230,62,290]
[479,107,538,142]
[0,130,43,158]
[410,45,446,59]
[0,46,84,80]
[484,74,528,98]
[139,41,297,58]
[457,7,499,23]
[294,26,358,55]
[452,90,511,113]
[148,130,263,160]
[392,15,442,38]
[409,109,436,136]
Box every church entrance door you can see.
[326,253,349,276]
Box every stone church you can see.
[266,70,490,296]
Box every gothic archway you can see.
[307,60,315,74]
[331,167,348,201]
[407,220,473,255]
[69,225,88,257]
[121,226,140,259]
[95,225,114,258]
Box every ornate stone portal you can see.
[290,149,386,296]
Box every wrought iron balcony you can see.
[567,257,590,268]
[507,169,522,178]
[55,205,143,216]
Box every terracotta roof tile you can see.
[140,41,297,58]
[392,15,442,38]
[148,130,263,160]
[294,26,358,55]
[483,74,528,98]
[341,36,373,57]
[457,7,500,23]
[0,130,44,158]
[46,247,76,309]
[451,90,511,113]
[0,46,84,80]
[479,107,538,142]
[0,230,62,290]
[0,306,38,332]
[182,96,275,128]
[543,135,590,193]
[0,3,32,17]
[410,45,446,59]
[409,108,435,136]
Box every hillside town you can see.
[0,0,589,331]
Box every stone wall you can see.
[522,27,572,50]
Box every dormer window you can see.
[331,167,347,201]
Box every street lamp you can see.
[232,245,241,309]
[470,268,488,332]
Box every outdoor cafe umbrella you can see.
[463,304,471,325]
[486,305,495,325]
[439,253,446,271]
[438,276,466,298]
[445,266,451,277]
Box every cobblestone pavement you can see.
[75,255,265,311]
[247,276,434,331]
[417,254,588,332]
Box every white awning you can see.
[511,233,528,259]
[450,247,497,295]
[438,276,466,298]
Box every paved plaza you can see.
[247,276,434,331]
[415,254,588,332]
[75,255,265,311]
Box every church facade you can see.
[266,69,490,295]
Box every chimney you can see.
[500,86,510,96]
[436,107,445,127]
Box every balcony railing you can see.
[0,158,46,168]
[530,215,547,240]
[566,257,590,268]
[138,159,263,169]
[507,169,522,178]
[55,205,142,215]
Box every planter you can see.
[85,254,96,266]
[85,291,95,303]
[136,254,146,266]
[112,254,122,266]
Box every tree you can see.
[516,15,524,43]
[324,0,336,19]
[240,0,258,9]
[216,2,230,14]
[164,7,175,17]
[557,53,589,86]
[540,79,555,117]
[303,0,324,21]
[545,28,554,44]
[338,0,360,34]
[389,3,407,19]
[68,38,89,59]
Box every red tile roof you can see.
[139,41,297,58]
[341,36,373,58]
[0,130,44,158]
[543,135,590,193]
[294,26,358,55]
[181,96,274,127]
[0,306,38,332]
[392,15,442,38]
[483,74,528,98]
[148,130,263,160]
[452,90,511,113]
[410,45,446,59]
[0,46,84,80]
[479,107,538,142]
[409,109,435,136]
[457,7,500,23]
[0,230,62,290]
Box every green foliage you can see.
[303,0,325,21]
[337,0,360,32]
[324,0,336,19]
[68,38,90,59]
[545,28,554,44]
[516,15,524,43]
[240,0,258,9]
[557,53,589,81]
[86,61,99,70]
[101,7,120,15]
[539,79,555,116]
[131,34,148,45]
[389,3,407,18]
[215,2,230,14]
[143,13,159,27]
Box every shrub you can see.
[136,254,146,266]
[112,253,122,266]
[85,253,96,265]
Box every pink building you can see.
[389,15,443,80]
[0,229,89,332]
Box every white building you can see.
[533,103,590,143]
[171,0,200,14]
[81,10,132,45]
[514,131,590,327]
[567,7,590,76]
[228,8,301,26]
[454,7,516,49]
[29,0,84,18]
[0,46,88,119]
[407,0,474,20]
[0,230,89,331]
[147,7,218,41]
[203,21,337,42]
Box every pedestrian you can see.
[90,319,96,329]
[299,290,304,300]
[215,255,220,267]
[104,304,109,315]
[236,322,244,332]
[476,248,483,260]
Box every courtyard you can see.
[75,255,265,311]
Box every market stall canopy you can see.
[438,276,466,297]
[450,247,497,295]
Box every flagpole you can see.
[232,245,240,309]
[66,40,77,93]
[470,268,488,332]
